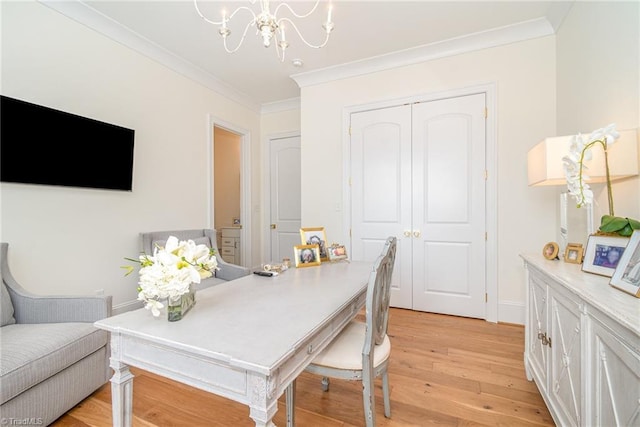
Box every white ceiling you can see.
[49,1,573,109]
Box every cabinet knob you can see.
[270,224,277,229]
[404,230,411,237]
[413,230,421,238]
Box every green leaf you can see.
[627,217,640,230]
[599,216,629,232]
[619,224,634,237]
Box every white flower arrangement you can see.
[562,123,619,214]
[124,236,219,316]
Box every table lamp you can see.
[527,128,639,251]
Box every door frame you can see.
[262,131,301,262]
[207,115,252,268]
[342,82,498,322]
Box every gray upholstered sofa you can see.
[0,243,112,425]
[140,228,250,289]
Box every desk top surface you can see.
[96,261,373,372]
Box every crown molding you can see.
[260,97,301,114]
[38,0,261,113]
[291,17,555,88]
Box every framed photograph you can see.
[610,230,640,298]
[300,227,329,261]
[294,244,321,268]
[328,244,348,261]
[543,242,559,260]
[564,243,584,264]
[582,235,629,277]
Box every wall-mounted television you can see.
[1,95,135,191]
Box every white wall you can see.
[0,1,261,310]
[556,1,640,221]
[300,36,558,322]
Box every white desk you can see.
[95,261,373,427]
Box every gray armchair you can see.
[0,242,112,425]
[140,229,249,289]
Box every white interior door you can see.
[350,105,412,309]
[350,94,487,318]
[269,135,301,263]
[411,94,486,318]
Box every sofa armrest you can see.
[11,292,112,324]
[216,257,250,281]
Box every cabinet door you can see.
[527,272,548,391]
[549,287,582,427]
[590,318,640,426]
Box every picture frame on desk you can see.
[582,234,629,277]
[610,230,640,298]
[300,227,329,261]
[294,244,321,268]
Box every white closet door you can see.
[411,94,486,318]
[350,105,413,309]
[269,135,301,263]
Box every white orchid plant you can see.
[124,236,219,316]
[562,123,619,213]
[562,123,640,237]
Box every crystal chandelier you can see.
[194,0,334,62]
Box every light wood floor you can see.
[53,308,554,426]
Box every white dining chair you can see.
[286,236,397,427]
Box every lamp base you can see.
[559,192,594,253]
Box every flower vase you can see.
[167,284,196,322]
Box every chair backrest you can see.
[139,229,217,255]
[363,236,397,356]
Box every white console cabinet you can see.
[522,254,639,427]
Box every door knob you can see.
[403,230,411,237]
[270,224,277,229]
[413,230,421,238]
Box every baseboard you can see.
[498,300,525,325]
[112,299,143,316]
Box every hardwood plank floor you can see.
[53,309,554,426]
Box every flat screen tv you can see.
[1,95,135,191]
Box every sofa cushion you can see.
[0,323,108,404]
[1,281,16,327]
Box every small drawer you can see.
[221,238,235,247]
[221,228,241,238]
[221,247,235,256]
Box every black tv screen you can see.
[1,95,134,191]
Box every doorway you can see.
[212,125,244,266]
[349,90,494,320]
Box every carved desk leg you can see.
[249,374,278,427]
[110,359,134,427]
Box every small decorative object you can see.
[282,257,291,269]
[263,262,288,273]
[328,243,348,261]
[294,244,321,268]
[610,230,640,297]
[123,236,219,319]
[582,235,629,277]
[562,124,639,237]
[564,243,584,264]
[543,242,559,260]
[300,227,329,261]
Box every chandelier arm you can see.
[222,20,256,54]
[274,36,286,62]
[277,18,331,49]
[274,0,321,19]
[193,0,223,25]
[194,0,257,25]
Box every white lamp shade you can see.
[527,128,639,186]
